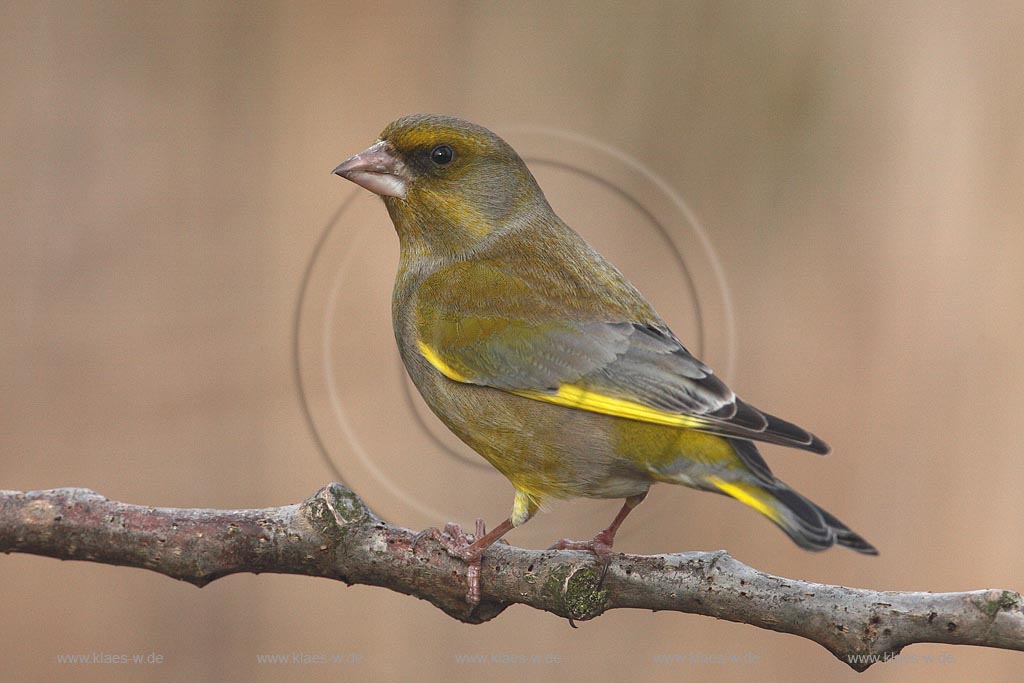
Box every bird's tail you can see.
[705,473,878,555]
[648,431,876,553]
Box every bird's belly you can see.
[411,370,652,501]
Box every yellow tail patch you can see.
[707,476,783,524]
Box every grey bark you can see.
[1,483,1020,671]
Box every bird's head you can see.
[334,114,549,257]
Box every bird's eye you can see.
[430,144,454,166]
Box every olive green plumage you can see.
[334,113,876,556]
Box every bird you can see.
[332,114,876,604]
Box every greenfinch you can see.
[333,114,876,603]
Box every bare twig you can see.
[1,484,1020,671]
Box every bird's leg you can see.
[549,491,648,577]
[412,491,536,605]
[462,518,515,605]
[411,517,515,605]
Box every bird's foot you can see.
[411,521,478,559]
[548,531,616,584]
[411,519,488,605]
[548,530,614,561]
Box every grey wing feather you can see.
[475,321,632,390]
[448,317,829,455]
[575,324,830,454]
[586,323,735,414]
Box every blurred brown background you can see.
[3,2,1023,681]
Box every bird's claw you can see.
[548,533,613,561]
[411,519,488,605]
[548,532,616,586]
[411,522,474,558]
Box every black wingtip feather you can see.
[759,407,831,455]
[807,434,831,456]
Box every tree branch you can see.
[1,484,1020,671]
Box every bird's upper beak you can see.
[332,140,409,199]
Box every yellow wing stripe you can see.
[417,341,469,383]
[707,476,782,524]
[419,341,709,429]
[511,384,705,429]
[418,341,708,428]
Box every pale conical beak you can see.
[332,140,409,199]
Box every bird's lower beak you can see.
[332,140,409,199]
